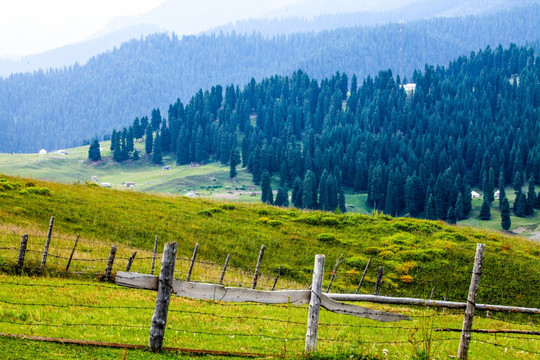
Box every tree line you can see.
[96,44,540,225]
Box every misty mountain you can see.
[0,5,539,153]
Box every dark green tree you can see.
[338,186,346,213]
[152,133,162,164]
[229,147,241,180]
[151,108,162,131]
[274,184,289,207]
[513,170,523,193]
[526,177,536,216]
[302,170,318,210]
[292,177,303,208]
[514,191,527,217]
[261,172,273,205]
[126,127,134,153]
[446,206,456,224]
[145,125,153,155]
[110,129,117,151]
[88,140,101,161]
[500,196,511,230]
[132,149,140,161]
[425,194,436,220]
[454,193,464,221]
[112,132,122,162]
[478,197,491,220]
[133,117,142,139]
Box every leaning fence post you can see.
[40,216,54,269]
[65,234,79,273]
[305,254,325,353]
[218,254,230,285]
[17,234,29,272]
[252,245,266,289]
[457,243,485,360]
[374,266,384,295]
[103,245,117,281]
[150,236,159,275]
[355,257,371,294]
[186,243,199,282]
[326,254,342,293]
[272,265,283,291]
[126,251,137,272]
[149,241,177,352]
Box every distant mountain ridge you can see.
[1,0,539,77]
[0,5,539,153]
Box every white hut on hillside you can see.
[494,190,500,199]
[471,191,481,198]
[39,149,47,155]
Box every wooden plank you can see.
[320,294,411,322]
[17,234,28,271]
[458,243,485,360]
[354,257,371,294]
[173,281,310,305]
[326,294,540,314]
[186,243,199,282]
[65,234,79,272]
[252,245,265,289]
[218,254,230,285]
[150,236,158,275]
[116,271,158,290]
[305,254,325,353]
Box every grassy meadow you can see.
[0,174,539,359]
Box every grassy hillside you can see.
[2,145,540,240]
[0,174,539,309]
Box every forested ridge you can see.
[105,44,540,223]
[1,5,540,153]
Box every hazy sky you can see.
[0,0,168,57]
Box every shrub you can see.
[395,261,418,274]
[220,204,236,210]
[25,181,36,187]
[345,255,370,268]
[379,250,395,259]
[400,275,414,284]
[321,217,340,227]
[365,247,381,255]
[267,220,283,227]
[197,210,212,217]
[258,217,270,224]
[26,187,51,196]
[257,209,269,216]
[317,233,336,243]
[209,208,223,213]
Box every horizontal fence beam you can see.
[115,272,410,322]
[435,328,540,335]
[326,294,540,315]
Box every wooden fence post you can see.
[355,257,371,294]
[326,254,342,293]
[149,241,177,352]
[150,236,159,275]
[218,254,230,285]
[40,216,54,269]
[252,245,265,289]
[65,234,79,273]
[272,265,283,291]
[457,243,485,360]
[17,234,28,272]
[103,245,117,281]
[374,267,384,295]
[305,254,325,353]
[186,243,199,282]
[126,251,137,272]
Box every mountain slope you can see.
[1,6,539,153]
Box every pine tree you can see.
[302,170,318,210]
[261,172,273,205]
[498,171,506,201]
[112,132,122,162]
[126,127,134,153]
[151,108,162,131]
[292,177,303,208]
[274,184,289,207]
[500,196,511,230]
[132,149,140,161]
[110,129,117,151]
[513,170,523,193]
[425,194,436,220]
[152,133,162,164]
[478,197,491,220]
[229,147,240,180]
[338,186,346,213]
[318,171,329,210]
[133,117,142,139]
[145,125,153,155]
[446,206,456,224]
[526,177,536,216]
[88,140,101,161]
[514,191,527,217]
[454,193,464,221]
[384,179,395,216]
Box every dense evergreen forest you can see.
[105,44,540,222]
[1,5,540,153]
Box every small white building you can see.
[471,191,481,198]
[57,150,68,155]
[401,83,416,93]
[39,149,47,155]
[494,190,500,199]
[123,182,135,188]
[185,192,197,198]
[162,166,171,170]
[100,183,112,188]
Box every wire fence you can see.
[0,230,539,358]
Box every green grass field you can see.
[0,174,539,359]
